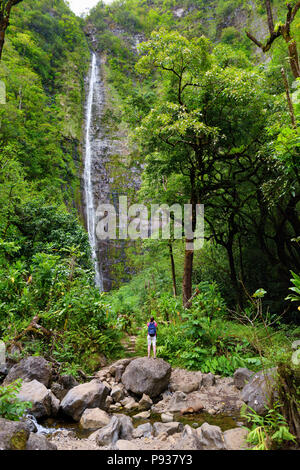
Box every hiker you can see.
[147,316,157,359]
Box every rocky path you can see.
[1,355,266,451]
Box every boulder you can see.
[133,411,150,420]
[133,423,153,439]
[0,418,30,450]
[161,412,173,423]
[169,368,202,393]
[26,433,57,450]
[122,357,171,398]
[4,356,52,387]
[115,366,125,383]
[153,422,183,437]
[196,422,226,450]
[172,424,201,450]
[123,397,139,411]
[223,427,249,450]
[94,416,120,446]
[233,368,254,390]
[60,380,109,421]
[138,394,153,411]
[111,385,124,403]
[17,380,58,419]
[118,414,134,440]
[241,368,278,415]
[202,373,215,388]
[51,374,79,400]
[79,408,110,430]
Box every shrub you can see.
[0,379,32,421]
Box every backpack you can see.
[148,322,156,337]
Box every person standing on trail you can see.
[147,316,157,359]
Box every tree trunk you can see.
[168,240,177,297]
[182,242,194,307]
[0,1,24,61]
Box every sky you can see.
[66,0,103,16]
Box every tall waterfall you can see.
[83,52,103,290]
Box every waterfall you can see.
[83,52,103,290]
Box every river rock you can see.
[223,427,249,450]
[111,385,124,402]
[26,433,57,450]
[79,408,110,430]
[241,368,278,415]
[94,416,120,446]
[133,422,153,438]
[172,424,201,450]
[153,422,183,437]
[60,380,109,421]
[161,412,173,423]
[123,397,139,410]
[196,422,226,450]
[133,410,150,420]
[118,414,134,440]
[202,373,215,388]
[4,356,52,387]
[0,418,30,450]
[233,368,254,390]
[17,380,58,419]
[122,357,171,398]
[138,393,153,411]
[169,368,202,393]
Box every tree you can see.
[136,29,269,307]
[246,0,300,79]
[0,0,23,60]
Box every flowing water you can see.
[83,52,104,290]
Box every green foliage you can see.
[286,271,300,304]
[0,379,32,421]
[241,402,297,450]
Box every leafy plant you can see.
[0,379,32,421]
[241,402,297,450]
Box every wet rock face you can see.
[60,380,109,421]
[241,368,278,415]
[4,356,52,388]
[122,357,171,398]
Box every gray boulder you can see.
[133,422,153,439]
[118,414,134,440]
[196,422,226,450]
[153,421,183,437]
[94,416,120,446]
[110,385,124,403]
[60,380,109,421]
[0,418,30,450]
[51,374,79,400]
[172,425,201,450]
[26,433,57,450]
[202,373,215,388]
[233,368,254,390]
[241,368,278,415]
[4,356,52,387]
[17,380,58,419]
[138,393,153,411]
[79,408,110,430]
[169,368,202,393]
[223,427,249,450]
[122,357,171,398]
